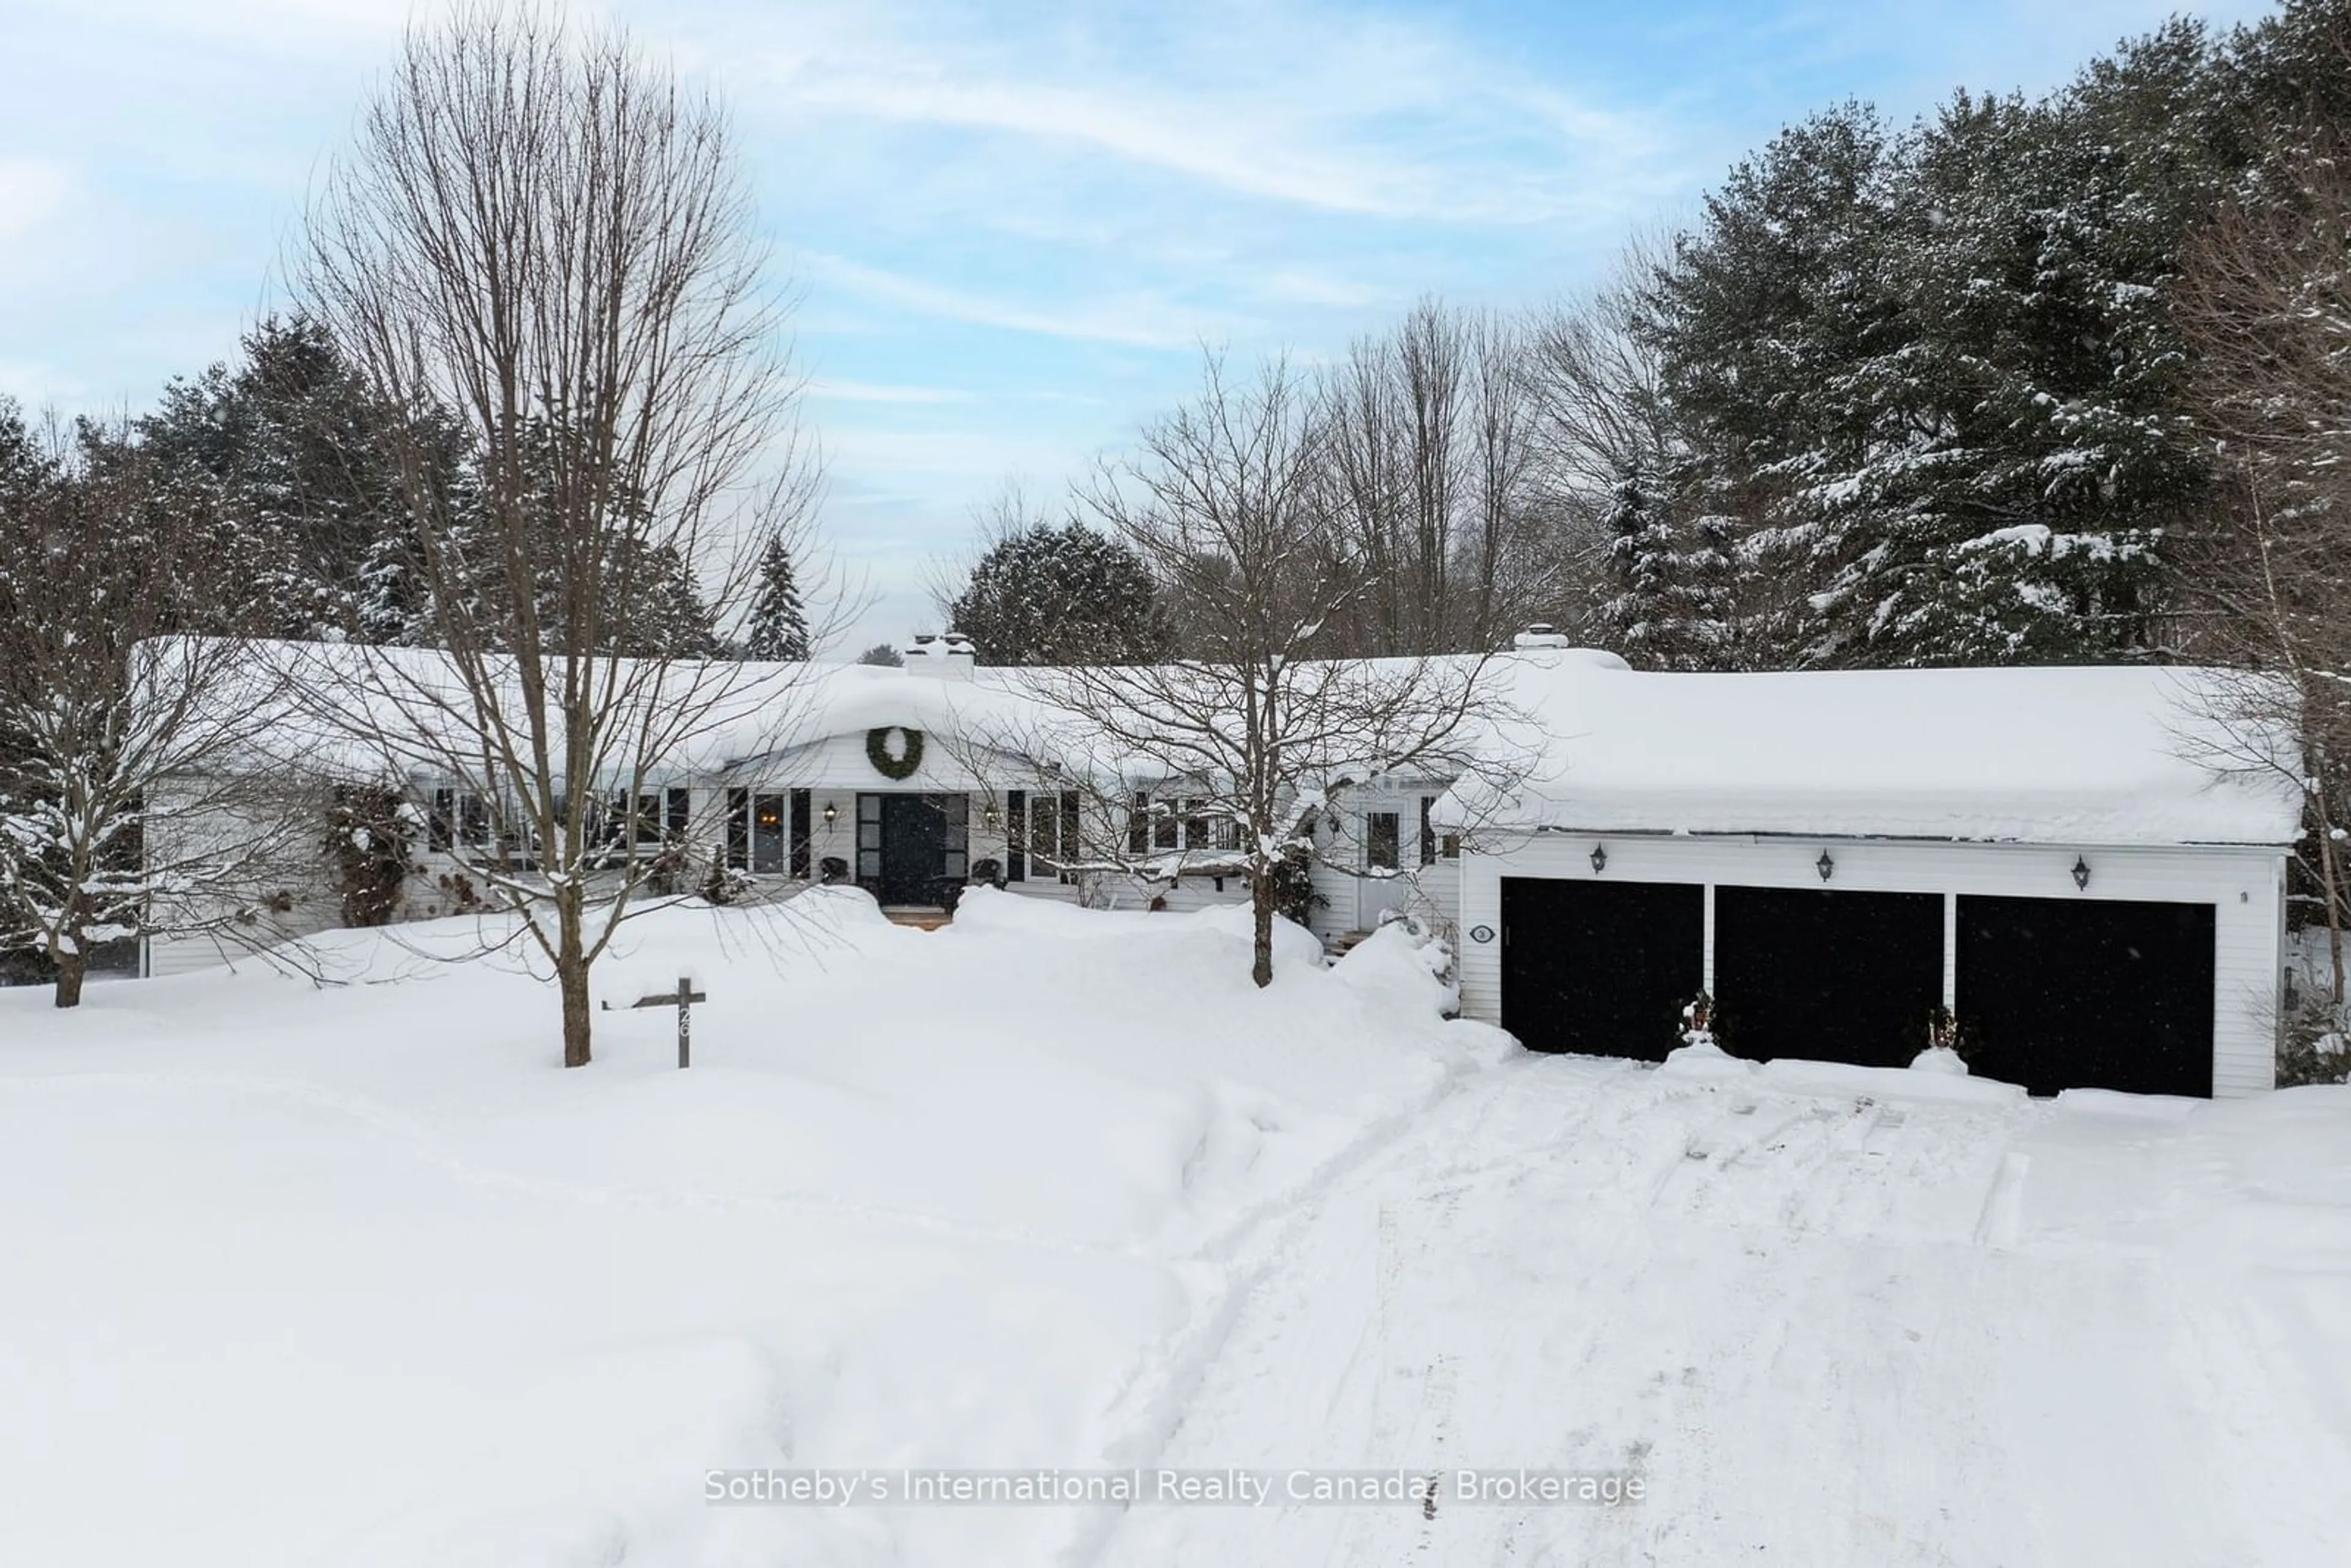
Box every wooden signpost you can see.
[626,974,707,1068]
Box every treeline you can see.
[945,0,2351,676]
[0,316,814,661]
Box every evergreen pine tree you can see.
[948,521,1173,665]
[742,533,812,659]
[1594,465,1674,663]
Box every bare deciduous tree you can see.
[1317,299,1561,656]
[1026,352,1521,986]
[295,7,819,1066]
[0,416,312,1007]
[2174,139,2351,1006]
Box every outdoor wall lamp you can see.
[1589,844,1607,874]
[2072,855,2091,891]
[822,801,838,827]
[1816,849,1835,882]
[983,800,1001,831]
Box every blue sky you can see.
[2,0,2277,651]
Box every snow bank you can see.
[0,894,1503,1567]
[1658,1046,2028,1106]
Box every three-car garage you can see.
[1439,659,2299,1100]
[1496,867,2224,1097]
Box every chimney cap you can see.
[1513,623,1572,651]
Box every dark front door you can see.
[878,794,944,904]
[858,793,972,905]
[1501,877,1704,1060]
[1712,886,1944,1068]
[1957,895,2215,1097]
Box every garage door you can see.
[1956,895,2214,1098]
[1712,886,1944,1068]
[1501,878,1703,1060]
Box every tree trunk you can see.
[53,951,85,1009]
[557,890,593,1068]
[1251,884,1275,989]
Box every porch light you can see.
[983,800,1001,831]
[2072,855,2091,891]
[822,801,838,827]
[1589,844,1607,874]
[1816,849,1835,882]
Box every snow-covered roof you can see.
[1439,653,2303,848]
[179,639,2301,848]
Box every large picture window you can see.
[1125,790,1238,858]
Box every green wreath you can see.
[865,726,924,781]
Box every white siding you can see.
[1310,788,1464,943]
[1454,832,2286,1098]
[140,776,341,978]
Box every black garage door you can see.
[1712,886,1944,1068]
[1501,878,1703,1060]
[1957,895,2214,1098]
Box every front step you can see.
[884,907,953,931]
[1323,928,1376,959]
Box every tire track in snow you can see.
[1084,1062,2084,1567]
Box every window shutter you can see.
[789,789,812,879]
[726,788,749,869]
[1005,789,1027,882]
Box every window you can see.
[857,793,883,883]
[751,792,788,873]
[1366,810,1401,871]
[1417,795,1459,861]
[619,789,688,844]
[1126,790,1237,860]
[429,788,492,851]
[941,793,969,883]
[1027,789,1083,879]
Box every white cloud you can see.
[751,1,1678,227]
[798,251,1224,349]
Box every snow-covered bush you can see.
[1680,991,1723,1053]
[2278,994,2351,1088]
[699,861,757,907]
[324,783,414,927]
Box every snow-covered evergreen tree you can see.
[742,533,812,659]
[948,522,1173,665]
[0,419,312,1006]
[135,315,454,644]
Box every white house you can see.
[142,632,2303,1098]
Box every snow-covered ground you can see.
[4,890,2350,1566]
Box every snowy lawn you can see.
[4,888,2351,1566]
